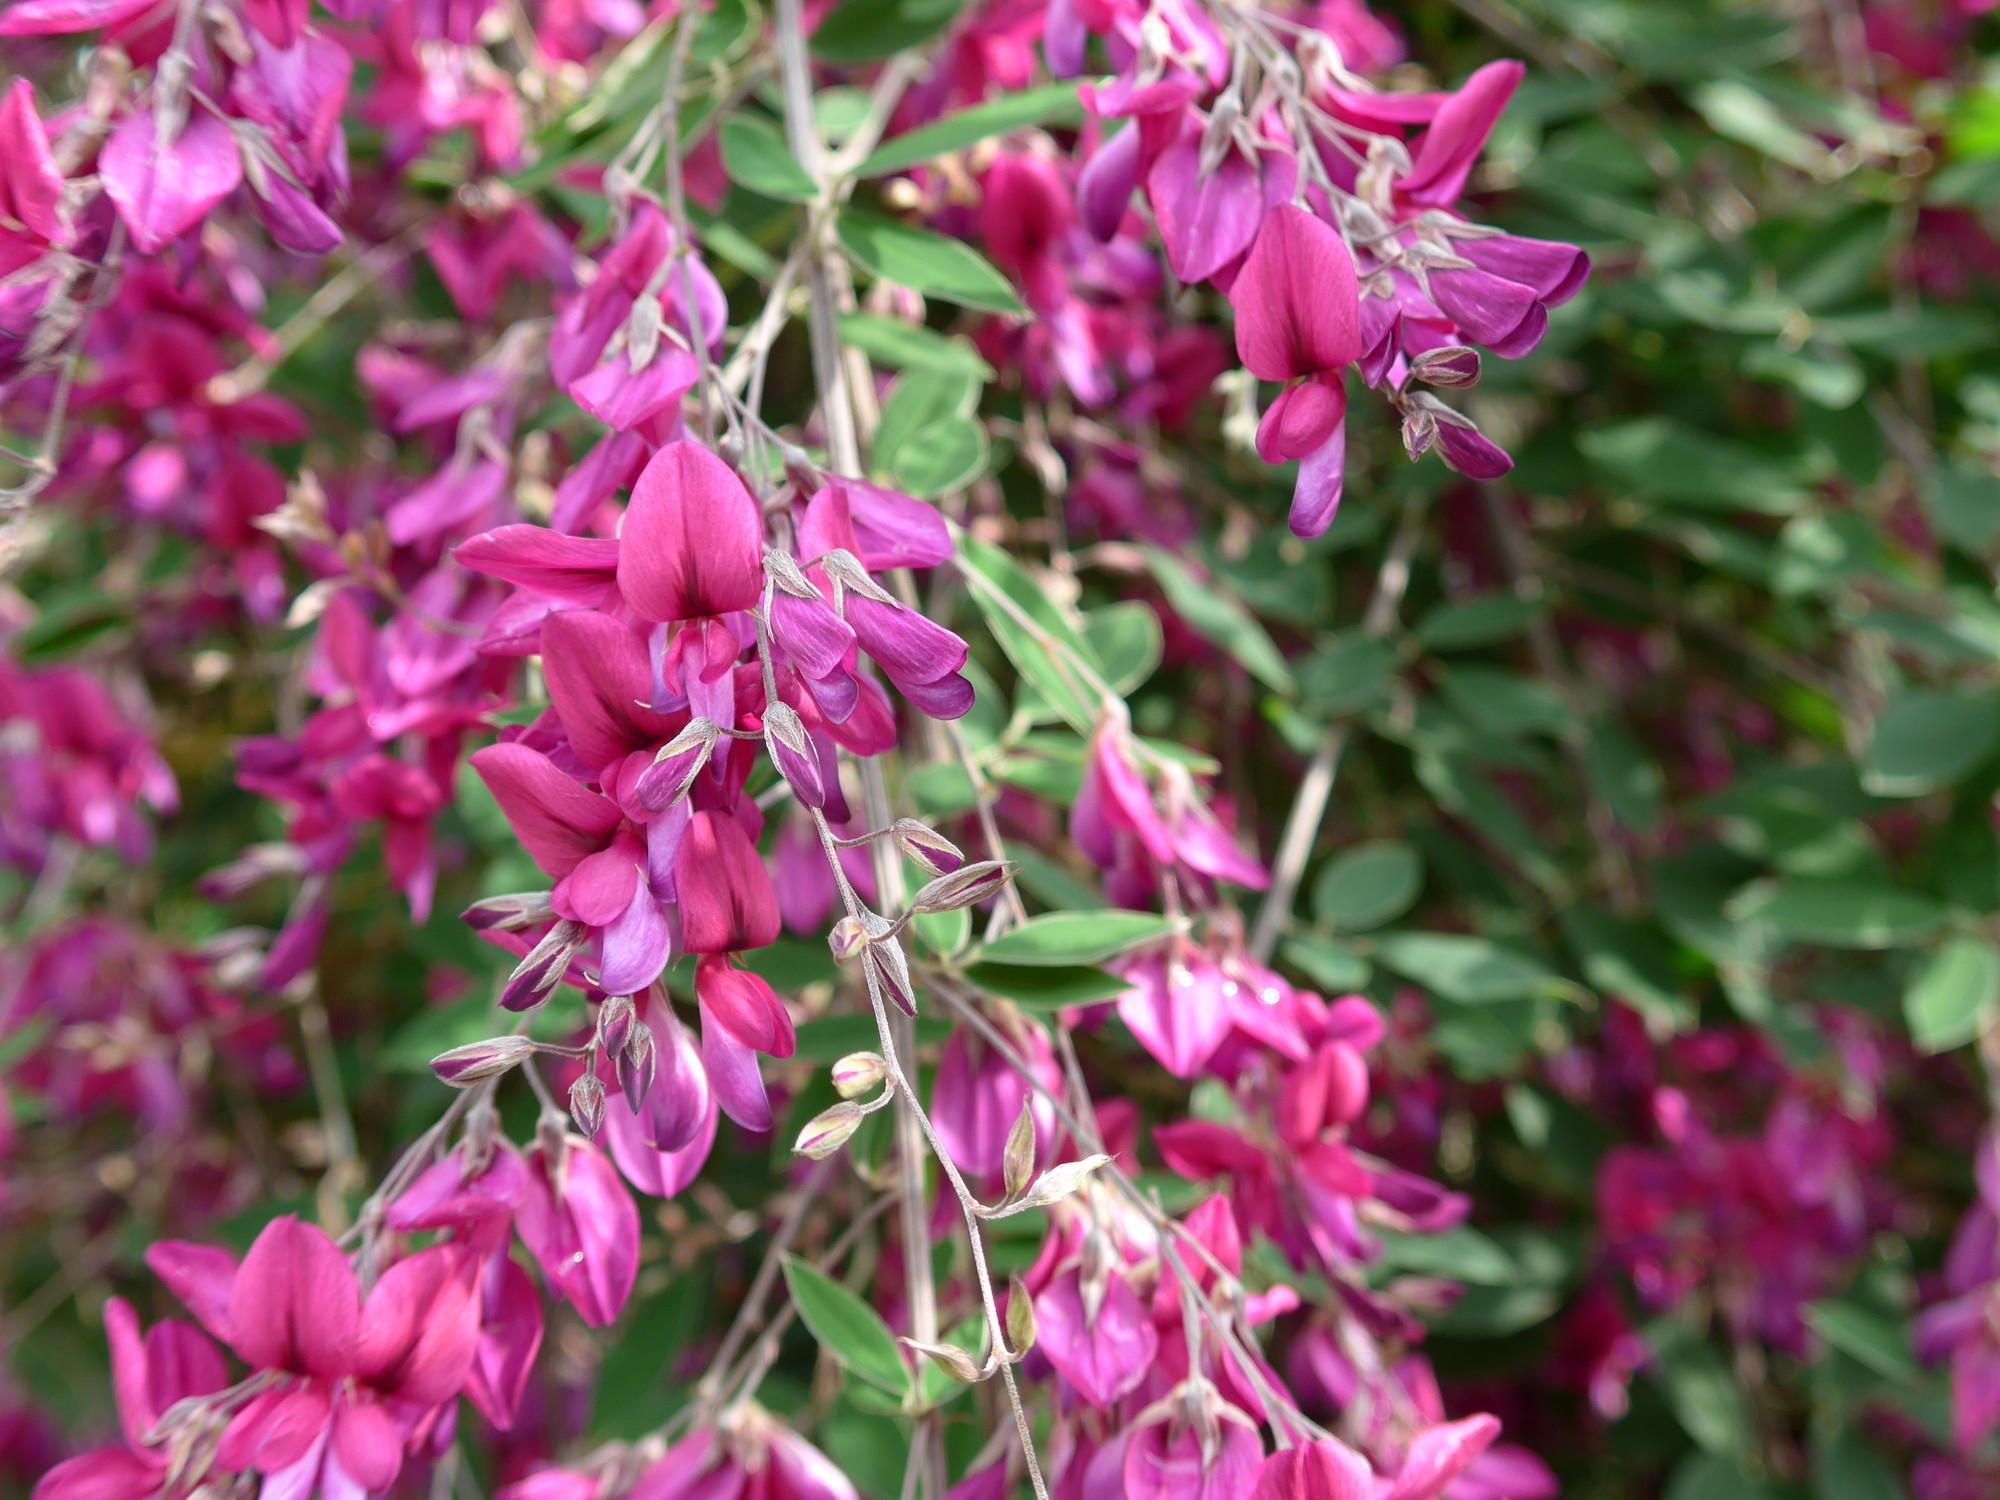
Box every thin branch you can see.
[1247,495,1426,963]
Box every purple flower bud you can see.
[828,916,869,964]
[1410,345,1481,389]
[464,890,558,934]
[432,1035,538,1086]
[1432,404,1515,480]
[892,819,964,876]
[832,1051,887,1099]
[910,860,1014,915]
[569,1073,607,1138]
[763,702,825,809]
[597,993,636,1055]
[794,1100,863,1159]
[617,1021,657,1106]
[634,718,720,812]
[1402,406,1438,462]
[502,919,586,1012]
[864,923,917,1017]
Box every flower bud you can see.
[904,1337,984,1383]
[462,890,557,933]
[617,1021,657,1106]
[1003,1097,1036,1202]
[1006,1274,1036,1354]
[763,702,824,809]
[1401,405,1438,462]
[794,1100,863,1159]
[597,994,636,1055]
[828,915,869,964]
[863,926,917,1017]
[832,1051,888,1099]
[431,1035,538,1086]
[501,919,586,1012]
[634,718,720,812]
[892,819,964,876]
[910,860,1013,915]
[568,1073,606,1138]
[1411,345,1481,389]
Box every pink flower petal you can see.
[1230,205,1361,382]
[617,441,763,623]
[100,109,244,255]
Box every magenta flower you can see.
[1034,1262,1158,1409]
[99,107,246,256]
[469,742,674,998]
[1119,1391,1264,1499]
[0,79,71,268]
[32,1299,228,1500]
[617,441,765,625]
[1229,205,1363,538]
[1250,1438,1378,1500]
[141,1216,480,1495]
[549,204,723,431]
[1074,714,1267,904]
[516,1134,639,1326]
[932,1021,1063,1187]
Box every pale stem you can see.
[1247,494,1426,963]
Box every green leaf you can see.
[1922,460,2000,554]
[14,593,129,663]
[1905,937,2000,1053]
[718,114,815,202]
[1139,546,1294,695]
[838,212,1024,315]
[1370,934,1580,1004]
[873,368,987,497]
[811,0,965,61]
[1562,908,1694,1031]
[1293,633,1395,718]
[977,911,1172,967]
[1437,668,1572,739]
[892,418,987,497]
[1581,418,1806,515]
[1084,602,1163,697]
[1312,842,1423,932]
[1806,1300,1918,1381]
[1280,935,1372,991]
[961,962,1129,1010]
[793,1015,949,1063]
[958,534,1106,733]
[858,82,1086,176]
[1375,1226,1516,1285]
[833,313,994,378]
[874,366,979,459]
[1689,79,1836,175]
[589,1271,711,1437]
[1861,689,2000,796]
[1656,1335,1754,1455]
[781,1255,911,1395]
[1729,877,1948,949]
[1583,726,1665,834]
[1664,1455,1772,1500]
[1414,755,1562,892]
[1414,593,1546,651]
[912,901,971,958]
